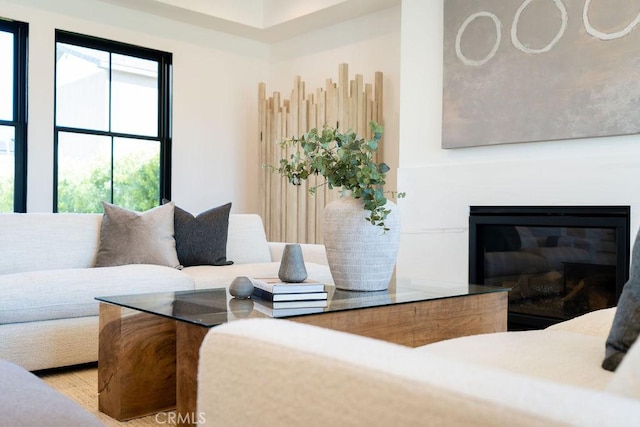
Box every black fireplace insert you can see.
[469,206,630,330]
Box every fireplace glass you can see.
[469,207,630,330]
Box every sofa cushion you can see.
[603,226,640,371]
[0,317,99,372]
[172,202,234,267]
[0,264,194,324]
[225,214,272,264]
[414,329,613,390]
[547,307,616,338]
[0,359,104,426]
[0,213,102,275]
[183,262,334,289]
[95,202,181,268]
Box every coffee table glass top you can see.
[96,281,507,328]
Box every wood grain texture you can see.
[290,292,508,347]
[175,323,209,427]
[98,303,177,421]
[258,63,383,243]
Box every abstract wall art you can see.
[443,0,640,148]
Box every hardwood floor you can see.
[37,364,169,426]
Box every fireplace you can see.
[469,206,630,330]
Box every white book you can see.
[251,278,326,294]
[262,299,328,309]
[252,301,325,318]
[252,287,328,302]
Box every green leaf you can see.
[266,121,404,230]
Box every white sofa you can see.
[0,212,331,371]
[197,307,640,426]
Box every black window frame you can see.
[53,30,172,212]
[0,18,28,212]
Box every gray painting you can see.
[443,0,640,148]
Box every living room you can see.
[2,0,640,425]
[2,0,639,286]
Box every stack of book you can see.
[251,278,328,317]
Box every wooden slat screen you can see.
[258,64,383,243]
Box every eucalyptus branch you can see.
[268,122,405,230]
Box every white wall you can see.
[397,0,640,284]
[0,0,268,214]
[264,0,345,27]
[153,0,264,27]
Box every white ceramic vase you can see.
[322,193,400,291]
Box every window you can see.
[0,19,27,212]
[54,31,172,213]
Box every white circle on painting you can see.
[511,0,568,54]
[455,11,502,67]
[583,0,640,40]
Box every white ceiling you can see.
[98,0,401,43]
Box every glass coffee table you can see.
[96,281,508,425]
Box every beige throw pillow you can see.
[94,202,181,269]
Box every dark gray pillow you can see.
[603,227,640,371]
[170,201,234,267]
[94,202,181,268]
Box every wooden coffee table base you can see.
[98,291,507,426]
[98,304,176,421]
[98,304,208,425]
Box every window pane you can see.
[0,31,13,121]
[56,43,109,131]
[111,54,158,137]
[113,137,160,211]
[58,132,111,213]
[0,125,15,212]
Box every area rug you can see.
[38,364,170,426]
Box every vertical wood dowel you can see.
[259,64,383,244]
